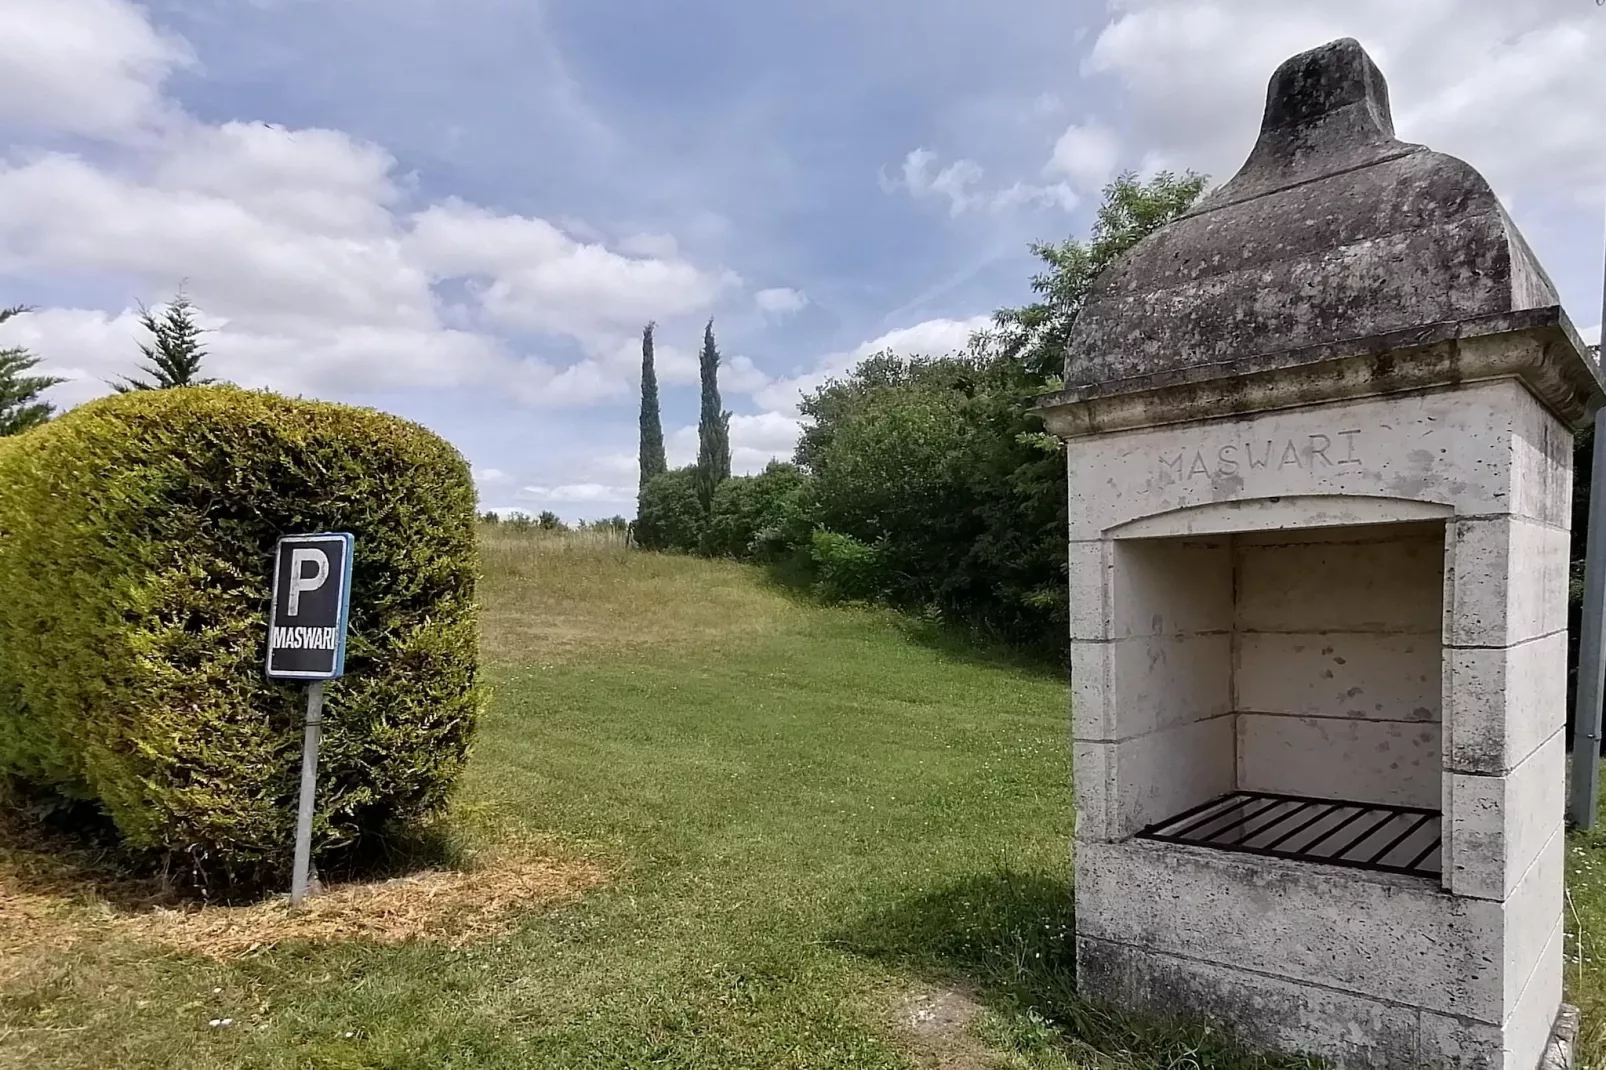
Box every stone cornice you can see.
[1035,306,1604,440]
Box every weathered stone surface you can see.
[1444,743,1566,902]
[1444,632,1568,775]
[1074,634,1233,740]
[1077,935,1423,1070]
[1052,36,1589,1070]
[1042,312,1602,438]
[1237,632,1440,722]
[1076,838,1505,1022]
[1073,716,1236,839]
[1062,381,1542,542]
[1233,523,1444,633]
[1236,713,1441,808]
[1445,517,1571,649]
[1059,38,1568,390]
[1082,932,1573,1070]
[1540,1005,1580,1070]
[1420,919,1564,1070]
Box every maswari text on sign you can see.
[266,532,353,681]
[271,625,342,651]
[1157,430,1364,484]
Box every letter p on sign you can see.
[267,533,355,681]
[287,548,330,616]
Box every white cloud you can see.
[518,483,635,504]
[616,232,680,259]
[1081,0,1606,208]
[754,287,808,316]
[153,121,405,237]
[0,300,560,405]
[721,354,772,395]
[912,151,985,216]
[0,148,434,331]
[1583,323,1601,348]
[665,410,805,474]
[1047,120,1120,191]
[0,306,147,408]
[884,148,1077,216]
[0,0,739,414]
[479,452,641,511]
[599,332,700,387]
[407,198,731,336]
[0,0,193,140]
[751,315,992,416]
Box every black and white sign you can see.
[266,532,354,681]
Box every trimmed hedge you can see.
[0,386,481,890]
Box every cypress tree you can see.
[695,319,731,510]
[637,321,667,497]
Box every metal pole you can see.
[1568,225,1606,828]
[290,680,325,906]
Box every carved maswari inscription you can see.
[1158,430,1363,483]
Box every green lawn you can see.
[3,528,1604,1068]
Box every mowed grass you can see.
[5,524,1606,1068]
[2,527,1083,1069]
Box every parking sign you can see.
[266,532,354,680]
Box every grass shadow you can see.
[833,867,1321,1069]
[0,785,184,911]
[891,613,1065,680]
[753,556,1065,680]
[0,780,470,909]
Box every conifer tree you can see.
[112,288,214,392]
[0,305,64,436]
[694,319,731,510]
[638,321,667,497]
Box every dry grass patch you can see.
[477,526,800,662]
[892,987,994,1070]
[0,839,607,965]
[126,852,607,960]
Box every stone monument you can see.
[1036,37,1601,1070]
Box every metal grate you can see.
[1134,791,1442,878]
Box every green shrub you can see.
[587,515,630,536]
[790,172,1208,658]
[633,466,705,553]
[809,530,888,602]
[0,385,481,892]
[700,461,811,560]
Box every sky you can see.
[0,0,1603,521]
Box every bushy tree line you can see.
[632,316,736,550]
[634,171,1210,655]
[480,510,630,535]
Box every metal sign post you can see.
[1569,209,1606,828]
[1571,408,1606,829]
[265,532,355,906]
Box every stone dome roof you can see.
[1062,38,1561,387]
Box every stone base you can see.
[1080,938,1576,1069]
[1078,935,1419,1069]
[1075,836,1565,1070]
[1539,1005,1578,1070]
